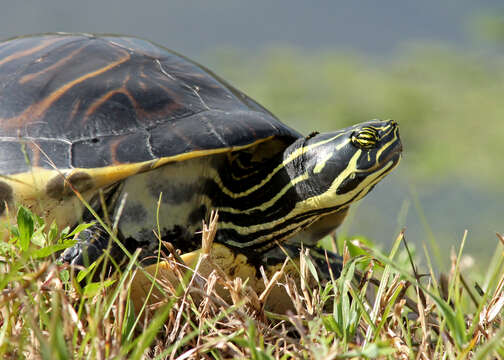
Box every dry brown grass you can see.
[1,210,504,359]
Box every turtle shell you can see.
[0,33,301,227]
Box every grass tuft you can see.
[1,208,504,359]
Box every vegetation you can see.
[1,206,504,359]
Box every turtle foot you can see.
[60,224,111,267]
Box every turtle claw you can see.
[60,241,104,267]
[60,244,81,265]
[60,224,110,267]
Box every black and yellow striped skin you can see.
[0,34,402,280]
[211,120,401,254]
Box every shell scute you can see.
[71,131,153,168]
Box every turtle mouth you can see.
[356,148,401,196]
[375,124,402,170]
[335,147,400,196]
[357,141,402,175]
[382,144,402,167]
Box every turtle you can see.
[0,33,402,281]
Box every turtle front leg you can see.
[61,183,130,267]
[60,223,119,267]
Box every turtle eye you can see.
[351,127,379,150]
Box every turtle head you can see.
[292,119,402,210]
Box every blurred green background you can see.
[1,1,503,270]
[211,44,504,271]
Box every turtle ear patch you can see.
[0,181,13,217]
